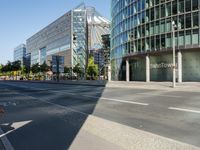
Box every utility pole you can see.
[172,21,177,88]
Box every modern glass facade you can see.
[27,3,110,74]
[14,44,26,62]
[111,0,200,81]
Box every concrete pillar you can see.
[108,64,111,81]
[126,59,130,82]
[146,55,150,82]
[177,51,182,83]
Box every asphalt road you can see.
[0,81,200,150]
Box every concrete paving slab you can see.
[75,115,200,150]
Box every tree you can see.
[31,63,40,74]
[40,62,49,73]
[64,66,71,74]
[73,63,83,79]
[0,64,3,74]
[11,60,21,72]
[86,55,98,79]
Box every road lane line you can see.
[100,97,149,106]
[82,95,149,106]
[0,128,14,150]
[168,107,200,114]
[136,93,182,98]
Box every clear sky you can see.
[0,0,111,65]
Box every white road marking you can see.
[101,97,149,106]
[168,107,200,114]
[0,128,14,150]
[136,92,181,98]
[81,95,149,106]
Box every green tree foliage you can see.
[73,63,83,79]
[40,62,49,73]
[0,64,3,73]
[64,67,71,74]
[11,60,21,71]
[31,63,40,74]
[21,65,30,74]
[86,55,98,79]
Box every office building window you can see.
[179,31,184,46]
[166,3,171,16]
[179,0,184,13]
[193,12,199,28]
[192,29,199,44]
[185,30,191,45]
[185,0,191,12]
[186,13,191,28]
[192,0,198,10]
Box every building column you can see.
[126,59,130,82]
[108,64,111,81]
[177,51,182,83]
[146,55,150,82]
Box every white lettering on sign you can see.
[150,63,177,69]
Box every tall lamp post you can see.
[172,21,177,88]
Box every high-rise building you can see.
[111,0,200,81]
[26,3,110,74]
[14,44,26,63]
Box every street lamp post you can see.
[172,21,176,88]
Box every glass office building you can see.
[27,3,110,73]
[111,0,200,81]
[14,44,26,62]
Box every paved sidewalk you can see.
[107,81,200,91]
[70,115,200,150]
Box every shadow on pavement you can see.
[0,80,107,150]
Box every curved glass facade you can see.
[111,0,200,81]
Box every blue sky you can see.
[0,0,111,65]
